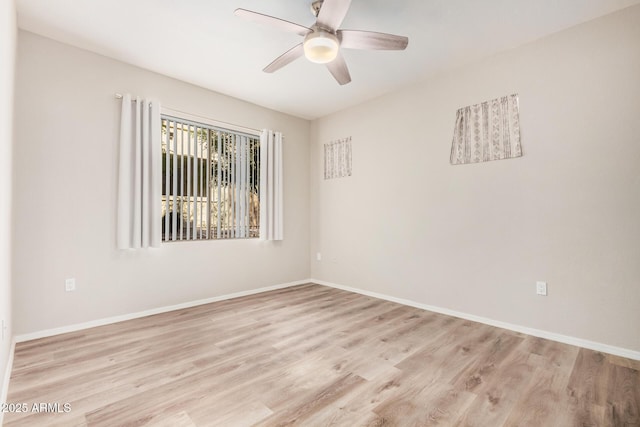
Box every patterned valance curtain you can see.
[450,94,522,165]
[324,137,352,179]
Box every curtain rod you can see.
[114,93,262,135]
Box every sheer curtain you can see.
[259,130,283,241]
[117,94,162,249]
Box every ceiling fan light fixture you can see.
[303,31,339,64]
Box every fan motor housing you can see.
[303,30,339,63]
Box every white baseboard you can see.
[14,280,310,343]
[1,338,16,423]
[312,279,640,361]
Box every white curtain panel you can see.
[450,94,522,165]
[259,130,283,241]
[117,94,162,249]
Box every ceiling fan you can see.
[234,0,409,85]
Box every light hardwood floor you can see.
[4,284,640,426]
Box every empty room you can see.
[1,0,639,425]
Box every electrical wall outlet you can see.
[536,281,547,296]
[65,278,76,292]
[316,252,322,261]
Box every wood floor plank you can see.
[5,284,639,426]
[254,373,367,426]
[372,380,477,426]
[607,353,640,372]
[138,410,198,427]
[9,325,224,397]
[605,364,640,426]
[456,348,540,427]
[564,348,611,426]
[502,363,575,427]
[255,347,361,413]
[83,347,290,426]
[189,399,273,427]
[394,320,497,384]
[298,368,405,426]
[448,331,523,393]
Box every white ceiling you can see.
[16,0,640,119]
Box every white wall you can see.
[12,31,310,335]
[311,6,640,352]
[0,0,16,401]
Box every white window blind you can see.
[161,115,260,241]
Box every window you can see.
[161,115,260,242]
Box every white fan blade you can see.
[316,0,352,32]
[326,52,351,85]
[263,44,305,73]
[338,30,409,50]
[235,9,312,37]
